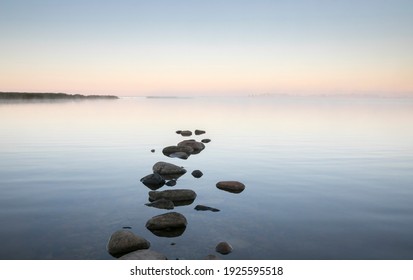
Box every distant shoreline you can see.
[0,92,119,100]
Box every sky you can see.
[0,0,412,96]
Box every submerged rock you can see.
[191,170,203,178]
[177,140,205,154]
[216,181,245,194]
[215,241,233,255]
[146,212,187,230]
[140,173,165,190]
[195,129,206,135]
[152,161,186,176]
[107,230,150,257]
[119,249,167,260]
[194,205,220,212]
[149,189,197,205]
[145,198,174,210]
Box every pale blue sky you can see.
[1,0,412,96]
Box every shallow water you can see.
[1,96,413,259]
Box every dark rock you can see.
[146,212,187,230]
[122,226,132,229]
[191,170,203,178]
[195,129,206,135]
[107,230,150,257]
[118,249,167,260]
[216,181,245,193]
[140,173,165,190]
[180,130,192,136]
[162,145,193,159]
[176,130,182,134]
[165,180,176,187]
[153,161,186,176]
[177,140,205,154]
[215,241,233,255]
[201,139,211,143]
[145,198,174,210]
[150,149,155,153]
[149,189,197,205]
[194,205,220,212]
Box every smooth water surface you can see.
[1,96,413,259]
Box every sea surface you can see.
[1,95,413,260]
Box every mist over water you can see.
[1,96,413,259]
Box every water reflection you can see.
[1,96,413,259]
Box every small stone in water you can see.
[191,170,203,178]
[215,241,233,255]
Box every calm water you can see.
[1,96,413,260]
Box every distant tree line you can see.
[0,92,118,100]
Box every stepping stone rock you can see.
[162,145,193,159]
[119,249,167,260]
[195,129,206,135]
[149,189,197,204]
[215,241,233,255]
[178,140,205,154]
[194,205,220,212]
[140,173,165,190]
[107,230,150,257]
[216,181,246,194]
[191,170,203,178]
[153,161,186,176]
[180,130,192,136]
[146,212,187,230]
[145,198,174,210]
[201,139,211,143]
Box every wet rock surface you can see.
[195,129,206,135]
[201,139,211,143]
[107,230,150,257]
[216,181,246,193]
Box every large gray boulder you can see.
[107,230,150,257]
[118,249,167,260]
